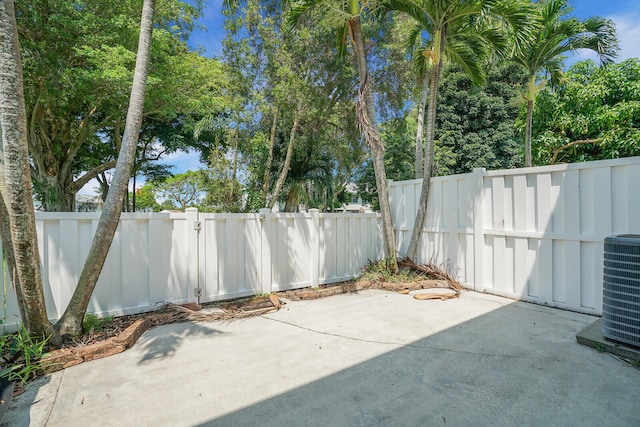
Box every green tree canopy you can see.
[511,0,618,166]
[16,0,229,211]
[435,61,527,175]
[529,58,640,164]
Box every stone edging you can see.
[40,318,151,373]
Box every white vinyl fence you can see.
[0,209,383,331]
[390,156,640,315]
[2,156,638,330]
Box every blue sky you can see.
[81,0,640,195]
[567,0,640,64]
[187,0,640,60]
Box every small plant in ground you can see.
[593,342,605,353]
[0,325,50,385]
[362,257,412,283]
[82,313,114,333]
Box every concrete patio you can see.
[3,290,639,426]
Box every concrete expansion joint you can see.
[43,369,64,426]
[261,315,512,359]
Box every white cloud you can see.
[609,13,640,61]
[78,177,101,196]
[565,12,640,68]
[160,149,204,173]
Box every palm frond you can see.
[446,39,486,86]
[541,54,565,88]
[382,0,433,30]
[570,17,619,65]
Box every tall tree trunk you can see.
[97,172,110,202]
[262,106,278,206]
[30,168,75,212]
[132,173,137,212]
[231,131,240,210]
[0,0,58,342]
[55,0,156,337]
[268,105,300,211]
[415,69,430,178]
[0,182,29,323]
[284,186,299,212]
[525,74,535,168]
[350,16,397,271]
[124,188,129,212]
[407,31,445,260]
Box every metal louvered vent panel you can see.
[602,235,640,348]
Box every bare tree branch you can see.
[66,160,117,194]
[551,138,601,164]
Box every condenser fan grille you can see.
[602,235,640,347]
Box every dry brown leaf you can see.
[269,294,282,310]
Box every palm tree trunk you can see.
[0,0,59,343]
[525,75,535,167]
[268,105,300,211]
[284,186,299,212]
[407,32,445,261]
[55,0,156,337]
[415,69,430,178]
[262,106,278,206]
[350,16,397,271]
[0,192,29,324]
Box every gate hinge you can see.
[194,221,201,231]
[194,288,202,298]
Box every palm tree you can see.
[0,0,58,341]
[287,0,399,271]
[513,0,618,167]
[401,12,492,179]
[56,0,157,337]
[384,0,532,260]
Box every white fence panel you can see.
[1,209,382,331]
[199,213,264,302]
[390,156,640,315]
[319,213,383,284]
[389,173,477,285]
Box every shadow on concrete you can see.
[194,301,640,427]
[1,374,51,427]
[137,322,223,364]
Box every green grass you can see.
[361,257,412,283]
[82,313,114,333]
[0,324,50,385]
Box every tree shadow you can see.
[191,300,640,427]
[1,374,52,427]
[136,321,223,364]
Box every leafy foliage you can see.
[529,59,640,164]
[220,0,367,212]
[154,171,207,211]
[511,0,619,166]
[16,0,229,211]
[82,313,115,333]
[362,257,412,283]
[435,61,527,174]
[0,325,50,385]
